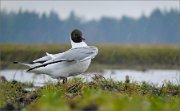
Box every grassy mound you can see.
[0,76,179,111]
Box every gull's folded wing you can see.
[27,59,74,72]
[27,46,98,72]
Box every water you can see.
[103,69,180,86]
[0,69,180,86]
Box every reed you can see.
[1,44,180,70]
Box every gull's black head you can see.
[71,29,85,43]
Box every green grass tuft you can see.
[0,77,179,111]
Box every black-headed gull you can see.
[14,29,98,83]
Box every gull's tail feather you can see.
[13,61,33,68]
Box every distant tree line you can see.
[0,8,179,44]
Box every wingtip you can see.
[27,67,35,72]
[13,61,18,64]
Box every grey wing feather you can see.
[54,46,98,61]
[32,55,51,63]
[32,52,64,63]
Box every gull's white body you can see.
[33,58,91,78]
[21,39,98,78]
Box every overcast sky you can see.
[1,1,179,21]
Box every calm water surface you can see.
[0,69,180,86]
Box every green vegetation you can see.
[0,44,180,70]
[0,80,34,109]
[1,44,179,110]
[0,77,180,111]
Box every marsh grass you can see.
[25,78,180,111]
[1,44,180,70]
[0,80,26,107]
[0,76,179,111]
